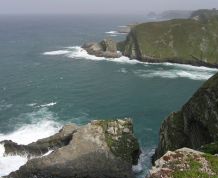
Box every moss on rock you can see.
[96,119,140,165]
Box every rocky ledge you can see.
[2,118,140,178]
[82,38,122,58]
[148,148,218,178]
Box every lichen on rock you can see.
[94,118,140,165]
[148,148,218,178]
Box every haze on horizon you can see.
[0,0,218,15]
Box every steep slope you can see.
[153,72,218,161]
[118,10,218,67]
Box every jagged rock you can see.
[148,148,218,178]
[3,119,140,178]
[1,124,78,157]
[82,38,122,58]
[153,72,218,161]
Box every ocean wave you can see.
[38,102,57,108]
[105,31,125,36]
[133,68,216,80]
[44,46,141,64]
[43,50,71,55]
[0,145,28,177]
[43,46,218,80]
[132,148,154,178]
[0,109,60,145]
[0,108,61,176]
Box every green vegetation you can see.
[204,154,218,174]
[97,119,140,165]
[200,142,218,155]
[120,9,218,66]
[172,154,218,178]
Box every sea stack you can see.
[82,38,122,58]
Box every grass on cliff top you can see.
[172,153,218,178]
[131,17,218,63]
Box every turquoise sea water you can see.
[0,15,217,177]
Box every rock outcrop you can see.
[148,148,218,178]
[2,119,140,178]
[1,124,78,157]
[153,72,218,161]
[118,9,218,67]
[82,38,122,58]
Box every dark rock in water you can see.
[4,119,140,178]
[153,72,218,162]
[82,38,122,58]
[1,124,78,157]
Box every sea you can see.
[0,14,217,177]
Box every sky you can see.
[0,0,218,15]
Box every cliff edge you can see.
[118,9,218,67]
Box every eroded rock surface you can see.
[82,38,122,58]
[3,118,140,178]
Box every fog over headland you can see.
[0,0,218,15]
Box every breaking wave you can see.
[43,46,218,80]
[0,108,61,176]
[105,31,126,37]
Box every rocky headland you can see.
[83,9,218,67]
[118,9,218,67]
[2,119,140,178]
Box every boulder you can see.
[3,119,140,178]
[82,38,122,58]
[148,148,218,178]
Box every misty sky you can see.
[0,0,218,15]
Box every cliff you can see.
[153,72,218,161]
[2,119,140,178]
[118,9,218,67]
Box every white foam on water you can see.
[132,148,154,178]
[0,149,28,177]
[134,66,217,80]
[42,150,53,157]
[43,46,218,80]
[118,68,128,73]
[105,31,119,34]
[27,103,37,107]
[0,108,61,176]
[43,50,71,55]
[45,46,141,64]
[38,102,57,108]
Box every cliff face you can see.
[118,10,218,67]
[153,72,218,161]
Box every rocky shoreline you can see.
[83,9,218,68]
[2,72,218,178]
[2,119,140,178]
